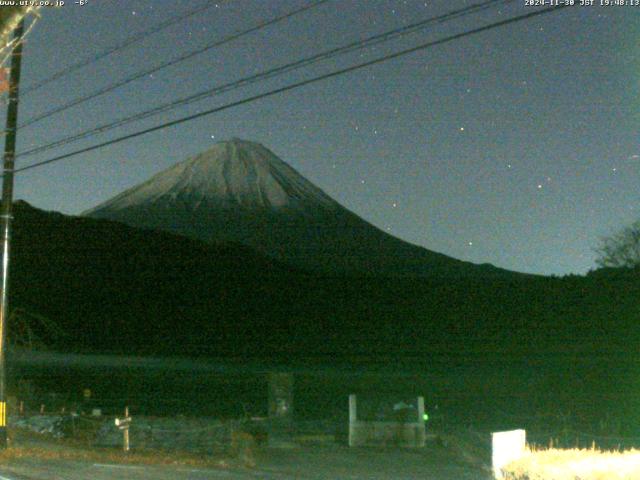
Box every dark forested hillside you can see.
[6,201,640,366]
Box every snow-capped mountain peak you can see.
[85,138,504,278]
[86,138,337,213]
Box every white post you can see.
[415,396,426,447]
[349,394,357,423]
[417,396,425,423]
[348,394,357,447]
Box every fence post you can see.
[123,406,130,452]
[115,406,132,452]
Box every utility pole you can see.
[0,19,25,449]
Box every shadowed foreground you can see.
[0,444,491,480]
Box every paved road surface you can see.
[0,446,493,479]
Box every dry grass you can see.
[0,427,238,469]
[502,446,640,480]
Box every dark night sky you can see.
[4,0,638,275]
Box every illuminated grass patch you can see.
[502,447,640,480]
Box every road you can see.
[0,446,493,479]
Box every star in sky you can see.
[15,0,636,276]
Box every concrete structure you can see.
[348,394,426,447]
[267,372,294,447]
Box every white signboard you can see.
[492,429,526,479]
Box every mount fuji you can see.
[84,138,507,277]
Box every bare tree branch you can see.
[595,220,640,269]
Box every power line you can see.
[13,4,569,176]
[18,0,331,129]
[20,1,219,96]
[18,0,512,158]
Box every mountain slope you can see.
[8,201,640,361]
[9,201,308,356]
[84,138,511,278]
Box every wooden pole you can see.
[123,406,129,452]
[0,19,25,449]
